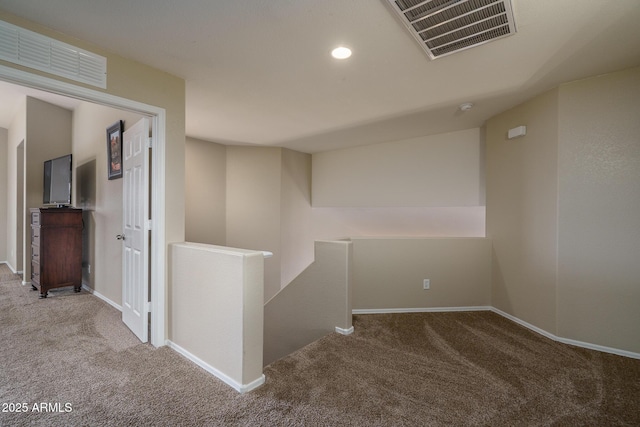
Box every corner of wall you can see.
[0,128,8,262]
[485,87,559,335]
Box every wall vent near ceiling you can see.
[0,20,106,88]
[387,0,517,60]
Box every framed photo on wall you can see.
[107,120,124,180]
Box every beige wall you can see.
[72,102,145,306]
[0,128,7,262]
[352,238,491,310]
[556,68,640,353]
[184,144,315,299]
[264,240,352,366]
[170,242,264,391]
[312,128,483,207]
[185,137,226,245]
[310,206,485,238]
[5,97,25,271]
[310,128,486,238]
[280,149,314,286]
[23,97,73,282]
[486,88,560,334]
[486,66,640,354]
[226,146,282,300]
[186,130,485,299]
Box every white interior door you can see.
[121,117,150,342]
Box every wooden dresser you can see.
[30,208,83,298]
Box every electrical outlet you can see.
[423,279,430,290]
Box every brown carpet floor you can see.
[1,264,638,426]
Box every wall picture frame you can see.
[107,120,124,180]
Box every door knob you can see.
[116,234,126,241]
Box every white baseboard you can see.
[81,283,123,312]
[353,306,640,360]
[489,307,640,360]
[353,306,492,315]
[2,261,21,275]
[335,326,354,335]
[166,340,265,394]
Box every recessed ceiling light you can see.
[459,102,474,112]
[331,46,352,59]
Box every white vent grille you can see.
[388,0,517,59]
[0,20,106,88]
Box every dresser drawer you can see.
[31,210,40,225]
[31,261,40,285]
[31,245,40,263]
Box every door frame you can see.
[0,64,167,347]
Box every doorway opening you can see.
[0,64,167,347]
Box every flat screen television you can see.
[43,154,72,207]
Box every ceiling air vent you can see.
[0,20,106,88]
[387,0,517,59]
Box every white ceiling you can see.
[1,0,639,153]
